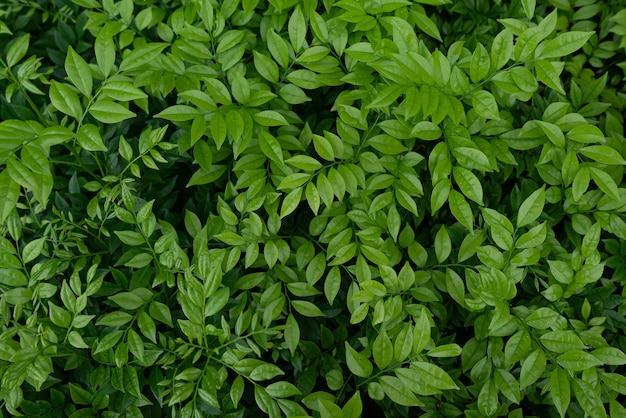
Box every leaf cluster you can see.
[1,0,626,417]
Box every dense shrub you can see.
[1,0,626,416]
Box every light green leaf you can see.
[90,100,136,123]
[253,51,279,84]
[540,330,586,353]
[259,131,283,163]
[267,29,290,68]
[119,43,168,71]
[434,225,451,263]
[154,105,199,121]
[65,46,92,97]
[520,349,546,389]
[516,186,545,228]
[77,124,107,152]
[288,6,307,52]
[379,376,423,407]
[0,171,20,224]
[579,145,626,165]
[373,330,393,369]
[254,110,289,126]
[50,81,82,119]
[491,29,514,70]
[411,361,459,390]
[95,24,116,76]
[470,43,490,83]
[539,32,593,59]
[478,378,498,416]
[521,0,536,20]
[534,60,566,94]
[550,368,570,418]
[291,300,325,317]
[345,342,374,378]
[471,90,499,120]
[573,379,607,418]
[7,33,30,67]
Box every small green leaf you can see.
[539,32,593,59]
[259,131,283,163]
[345,342,374,378]
[550,368,570,418]
[90,100,136,124]
[471,90,499,120]
[65,46,92,97]
[288,6,307,52]
[77,124,107,152]
[6,33,30,67]
[379,376,423,407]
[516,186,545,228]
[50,81,82,119]
[579,145,626,165]
[291,300,325,317]
[254,110,289,126]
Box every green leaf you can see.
[280,187,302,218]
[590,167,620,201]
[6,33,30,67]
[259,131,283,163]
[373,330,393,369]
[65,46,92,97]
[154,105,199,121]
[550,368,570,418]
[50,81,82,119]
[411,121,442,140]
[267,29,290,68]
[515,222,547,249]
[540,330,586,353]
[494,369,521,404]
[471,90,499,120]
[470,43,490,83]
[534,60,566,94]
[539,32,593,59]
[491,30,514,72]
[288,6,307,52]
[573,379,607,418]
[579,145,626,165]
[253,51,279,84]
[368,134,407,155]
[230,375,244,408]
[448,190,474,232]
[254,110,289,126]
[0,171,19,224]
[520,348,546,389]
[291,300,325,317]
[521,0,536,19]
[516,186,545,228]
[22,237,46,263]
[591,347,626,365]
[478,378,498,416]
[557,350,602,371]
[95,24,116,77]
[379,376,423,407]
[119,42,167,72]
[102,81,148,101]
[345,342,374,378]
[108,292,145,310]
[90,100,136,123]
[342,391,363,418]
[411,361,459,390]
[250,363,285,381]
[284,313,300,356]
[434,226,451,263]
[77,124,107,152]
[324,266,341,305]
[453,166,484,205]
[265,381,301,398]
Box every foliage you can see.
[1,0,626,416]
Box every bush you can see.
[1,0,626,416]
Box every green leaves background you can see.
[1,0,626,416]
